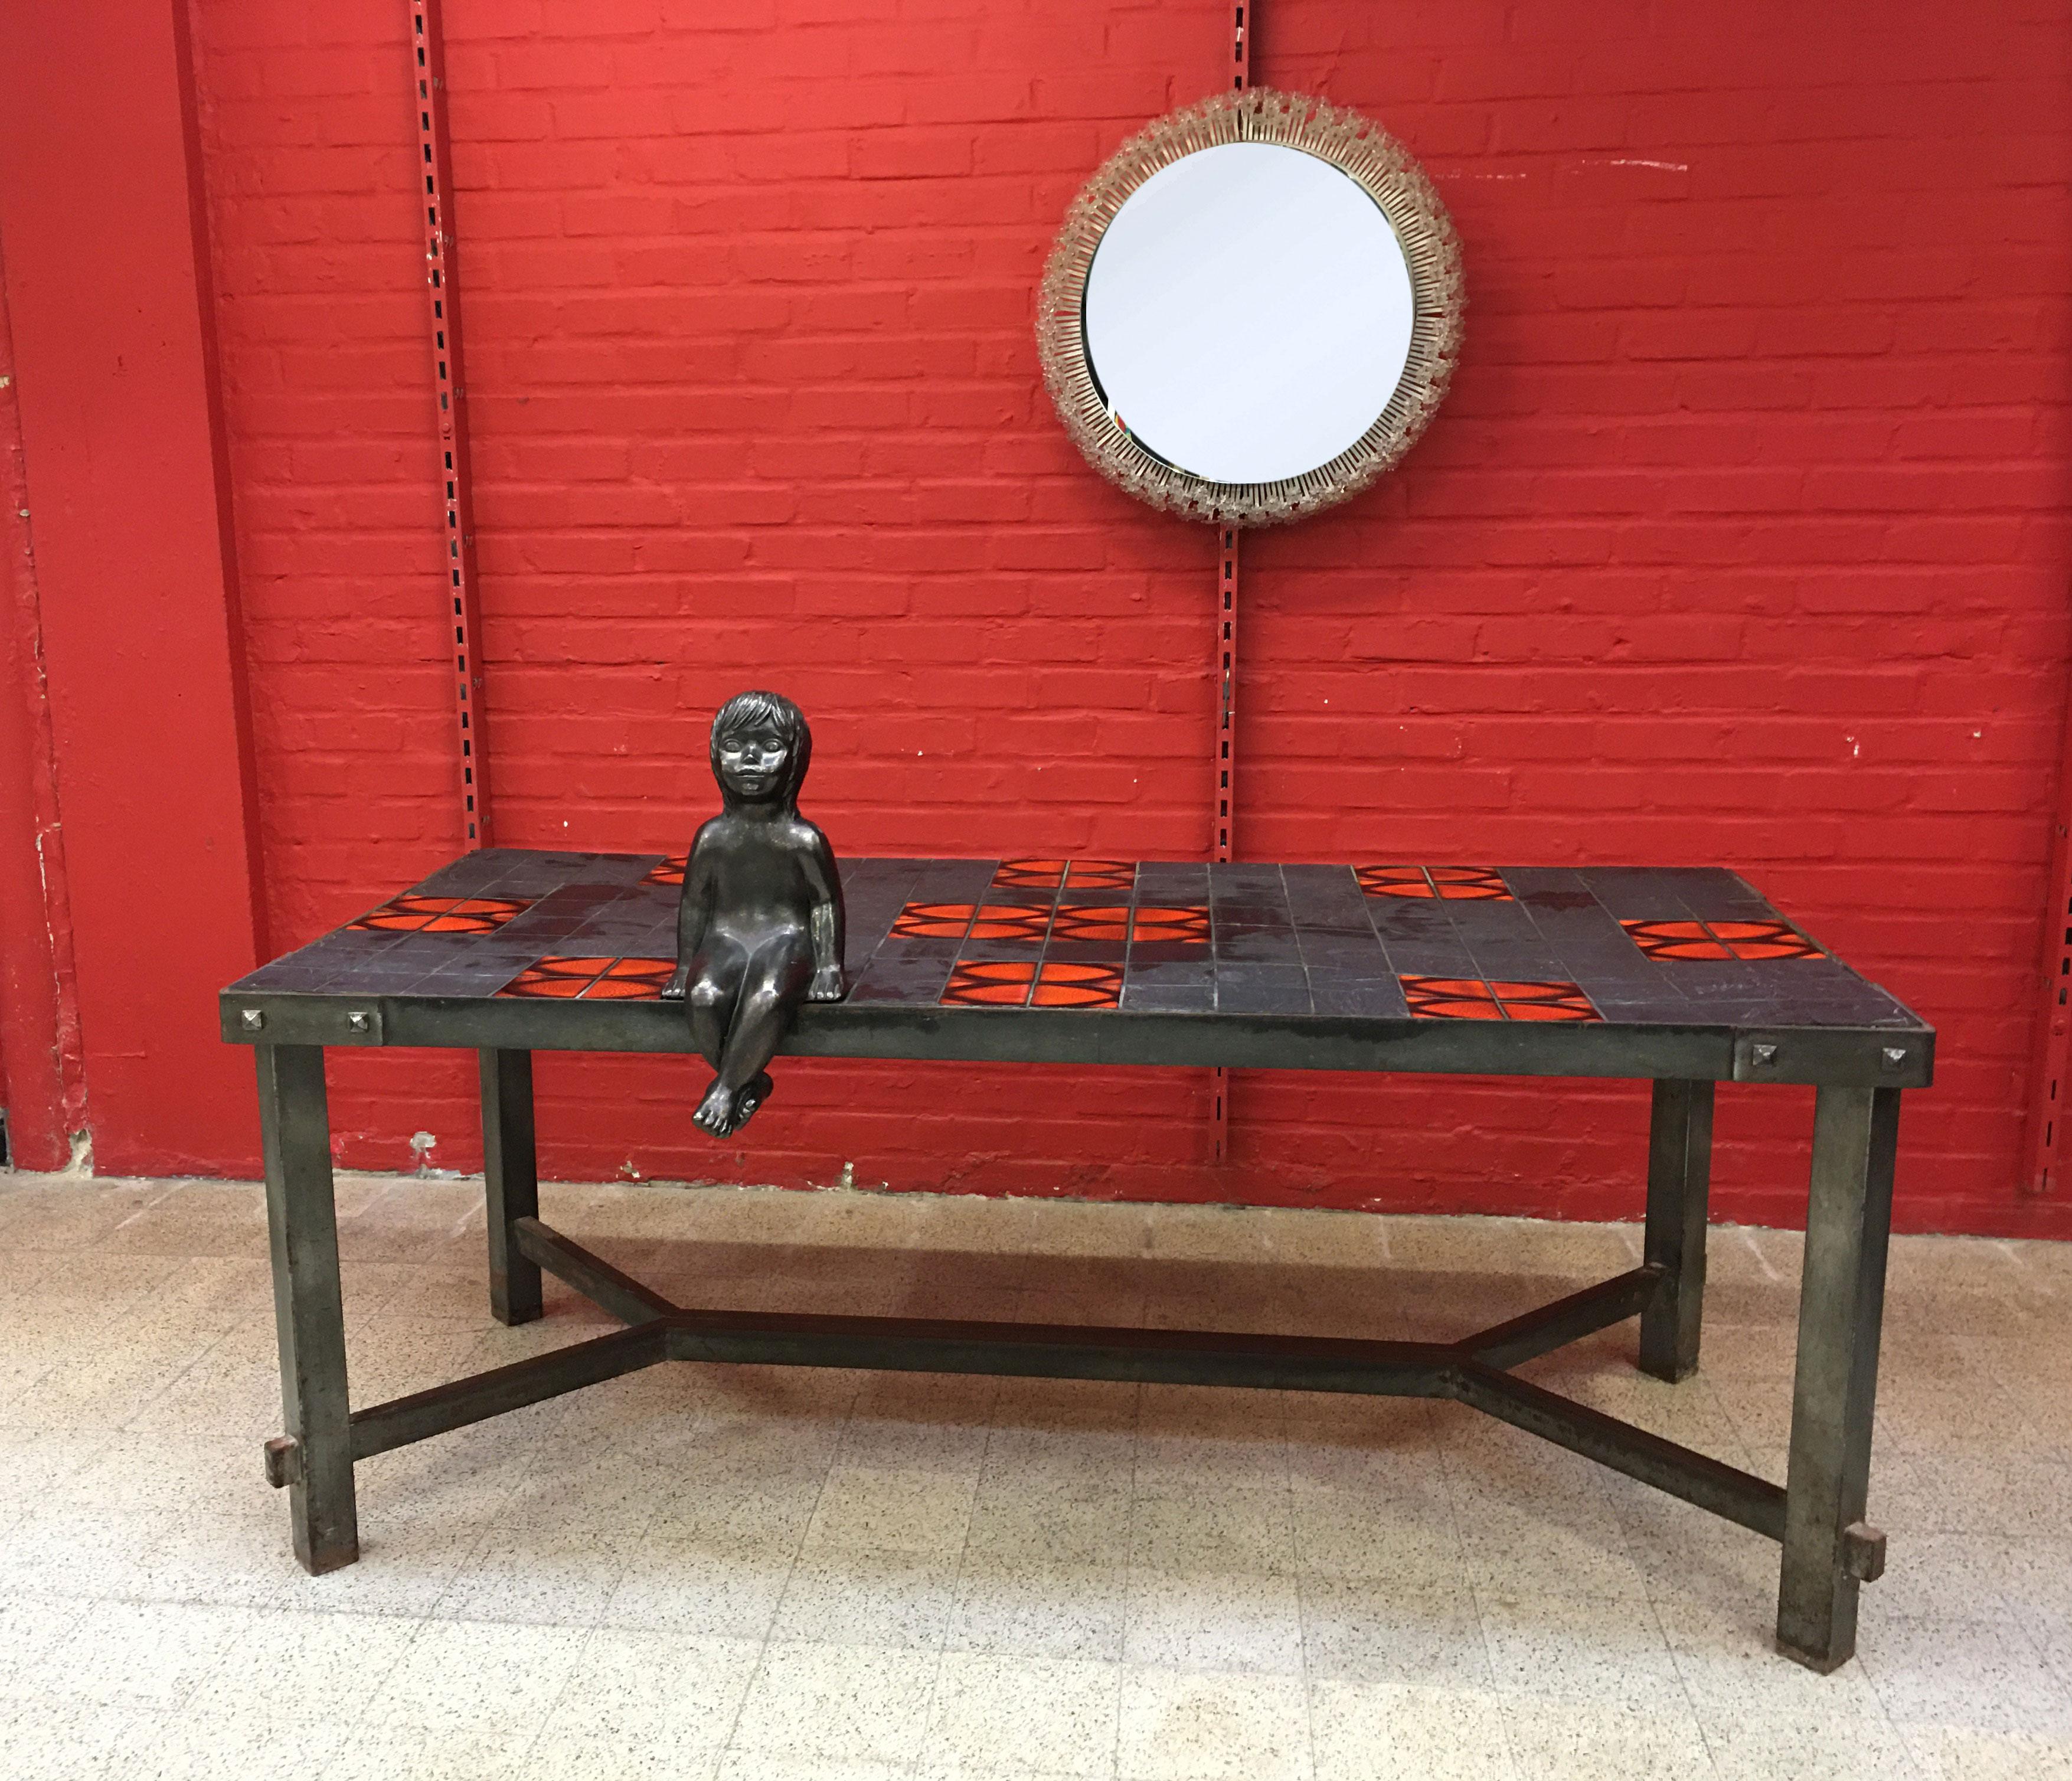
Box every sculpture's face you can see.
[715,724,791,803]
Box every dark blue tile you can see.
[846,958,956,1004]
[872,938,966,962]
[1441,900,1542,945]
[1308,976,1411,1019]
[1577,868,1702,920]
[1379,940,1478,977]
[1213,965,1312,1016]
[1296,935,1393,973]
[1127,941,1214,965]
[1121,982,1216,1014]
[1364,901,1456,941]
[1125,962,1213,989]
[1214,930,1303,963]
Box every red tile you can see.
[1030,961,1123,1008]
[1050,905,1134,943]
[1493,981,1600,1021]
[993,858,1068,890]
[1403,975,1599,1022]
[1064,860,1134,889]
[1622,917,1820,962]
[1357,865,1435,898]
[497,956,615,998]
[581,957,675,999]
[1427,867,1512,901]
[965,903,1053,941]
[351,893,531,934]
[1127,906,1210,944]
[1622,919,1731,961]
[1709,920,1822,960]
[942,960,1037,1006]
[892,901,976,939]
[1403,975,1501,1018]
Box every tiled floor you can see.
[2,1174,2069,1780]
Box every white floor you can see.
[1,1171,2068,1780]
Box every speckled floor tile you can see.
[537,1626,760,1747]
[180,1606,420,1723]
[601,1531,799,1641]
[1299,1574,1493,1688]
[22,1600,258,1712]
[1704,1710,1919,1781]
[1307,1678,1517,1780]
[1496,1698,1714,1780]
[1902,1723,2072,1779]
[1128,1483,1298,1575]
[803,1464,980,1555]
[964,1473,1137,1567]
[727,1639,937,1764]
[107,1703,359,1781]
[1117,1665,1313,1781]
[524,1725,725,1781]
[1473,1590,1688,1710]
[921,1651,1122,1776]
[1859,1612,2072,1735]
[770,1547,962,1649]
[946,1556,1128,1662]
[1122,1565,1305,1674]
[314,1723,538,1781]
[361,1618,592,1737]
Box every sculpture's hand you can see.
[806,965,848,1002]
[660,965,690,1001]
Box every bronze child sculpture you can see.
[661,691,847,1136]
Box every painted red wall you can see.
[17,0,2071,1233]
[0,1,268,1175]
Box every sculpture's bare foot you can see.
[731,1072,774,1130]
[660,966,689,1002]
[692,1080,736,1136]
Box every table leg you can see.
[257,1044,358,1573]
[1639,1079,1714,1383]
[1776,1084,1900,1671]
[481,1048,542,1326]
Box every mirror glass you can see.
[1082,142,1416,487]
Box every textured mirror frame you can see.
[1038,88,1466,528]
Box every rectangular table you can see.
[221,849,1932,1671]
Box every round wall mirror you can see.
[1039,90,1464,527]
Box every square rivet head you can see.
[240,1009,264,1031]
[347,1011,371,1033]
[1750,1043,1779,1067]
[1881,1047,1908,1072]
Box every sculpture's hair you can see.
[710,689,812,806]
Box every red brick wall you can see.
[184,0,2072,1234]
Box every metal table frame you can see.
[231,974,1918,1674]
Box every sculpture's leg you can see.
[481,1048,542,1326]
[687,943,746,1070]
[1639,1079,1714,1383]
[715,942,811,1095]
[1777,1085,1900,1672]
[257,1043,358,1573]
